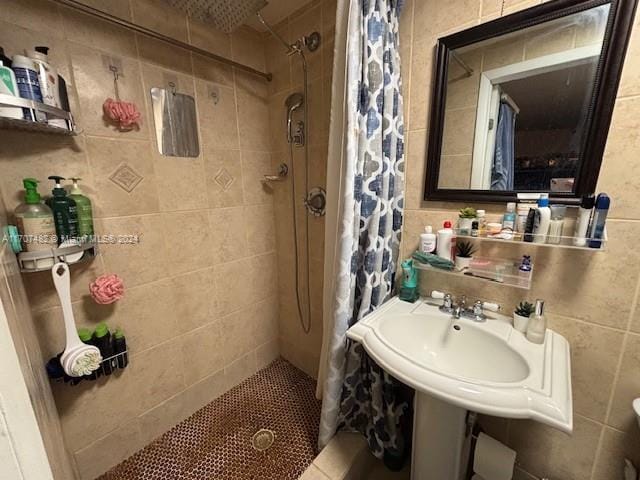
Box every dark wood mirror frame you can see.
[424,0,638,204]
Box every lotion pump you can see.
[68,177,94,238]
[526,299,546,344]
[46,175,79,244]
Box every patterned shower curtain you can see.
[318,0,409,462]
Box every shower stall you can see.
[0,0,334,478]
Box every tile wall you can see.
[399,0,640,478]
[0,0,280,477]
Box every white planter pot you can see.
[513,313,530,333]
[455,256,472,271]
[458,217,473,235]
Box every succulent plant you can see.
[456,240,476,258]
[459,207,477,219]
[515,301,535,317]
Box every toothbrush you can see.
[52,263,102,377]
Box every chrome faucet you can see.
[453,295,467,319]
[432,291,500,323]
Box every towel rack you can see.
[500,93,521,114]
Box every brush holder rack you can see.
[48,350,129,384]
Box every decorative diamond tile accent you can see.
[215,167,234,191]
[109,163,144,193]
[97,358,321,480]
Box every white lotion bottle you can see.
[573,195,594,247]
[526,299,546,344]
[420,226,437,253]
[436,221,455,261]
[533,194,551,244]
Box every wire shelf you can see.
[18,240,98,272]
[0,93,76,135]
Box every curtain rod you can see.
[51,0,273,82]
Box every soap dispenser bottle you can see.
[526,299,546,344]
[68,177,94,239]
[14,178,56,253]
[46,176,78,245]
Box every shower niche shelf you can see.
[0,93,76,135]
[17,240,98,273]
[414,255,534,290]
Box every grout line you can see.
[590,425,607,480]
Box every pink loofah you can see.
[90,274,124,305]
[103,98,142,131]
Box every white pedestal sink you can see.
[346,297,572,480]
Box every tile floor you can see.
[97,358,321,479]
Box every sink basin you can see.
[378,314,530,383]
[347,297,572,433]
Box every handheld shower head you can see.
[286,93,304,112]
[285,93,304,144]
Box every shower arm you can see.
[256,12,300,55]
[51,0,273,82]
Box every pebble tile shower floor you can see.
[98,359,321,480]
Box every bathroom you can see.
[0,0,639,479]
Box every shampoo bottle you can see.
[14,178,56,255]
[437,221,456,261]
[0,57,22,119]
[526,299,547,344]
[588,193,610,249]
[573,195,595,247]
[28,46,66,129]
[93,323,113,376]
[532,194,551,244]
[68,177,94,240]
[420,226,436,253]
[11,54,46,122]
[113,328,129,369]
[46,176,78,245]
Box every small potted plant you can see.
[513,301,535,333]
[458,207,477,235]
[455,240,476,270]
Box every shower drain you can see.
[251,429,276,451]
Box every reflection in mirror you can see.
[437,4,609,192]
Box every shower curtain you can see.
[491,102,517,190]
[318,0,408,462]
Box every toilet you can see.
[634,398,640,429]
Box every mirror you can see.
[425,0,637,203]
[151,87,200,158]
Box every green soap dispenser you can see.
[46,176,79,244]
[399,259,419,303]
[14,178,56,253]
[68,177,94,239]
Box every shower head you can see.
[286,93,304,112]
[163,0,267,33]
